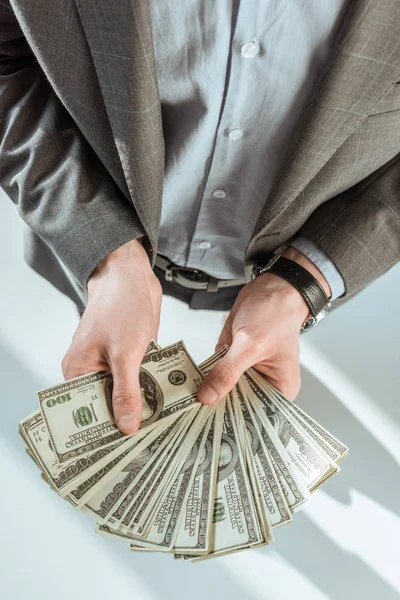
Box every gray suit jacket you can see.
[1,0,400,308]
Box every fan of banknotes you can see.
[19,339,348,561]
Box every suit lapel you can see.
[73,0,164,247]
[250,0,400,244]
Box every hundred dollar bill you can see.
[231,385,292,529]
[34,342,158,468]
[146,339,161,353]
[21,339,161,480]
[171,346,226,556]
[180,540,271,562]
[68,412,180,508]
[164,348,227,553]
[106,411,199,533]
[253,374,348,462]
[122,408,217,538]
[272,395,341,463]
[98,407,211,551]
[198,346,228,375]
[227,392,274,544]
[244,370,338,491]
[19,410,141,496]
[115,413,196,532]
[82,411,192,522]
[173,402,224,555]
[132,407,208,534]
[245,374,341,492]
[131,409,211,549]
[239,378,310,511]
[96,523,146,547]
[129,358,223,534]
[193,395,264,561]
[104,410,197,530]
[39,341,203,465]
[20,343,180,502]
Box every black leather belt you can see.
[155,255,246,292]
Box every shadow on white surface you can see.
[272,369,400,599]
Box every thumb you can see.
[109,350,144,434]
[198,338,255,405]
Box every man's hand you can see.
[197,247,331,405]
[62,239,162,435]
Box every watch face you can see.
[301,307,329,332]
[301,316,316,332]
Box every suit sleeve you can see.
[297,152,400,299]
[0,1,145,291]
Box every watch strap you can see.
[254,256,329,317]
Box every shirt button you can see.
[199,241,212,250]
[241,40,260,59]
[228,127,243,140]
[212,189,227,198]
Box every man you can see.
[1,1,399,435]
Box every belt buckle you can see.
[164,263,212,287]
[165,263,198,282]
[165,264,178,282]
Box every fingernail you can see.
[199,387,218,404]
[117,413,138,432]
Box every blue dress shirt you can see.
[150,0,349,299]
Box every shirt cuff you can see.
[290,236,345,300]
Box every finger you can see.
[61,348,108,380]
[109,347,145,434]
[256,358,301,401]
[198,337,256,404]
[215,313,234,351]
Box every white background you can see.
[1,194,400,600]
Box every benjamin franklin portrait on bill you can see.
[104,370,164,427]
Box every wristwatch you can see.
[252,252,331,332]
